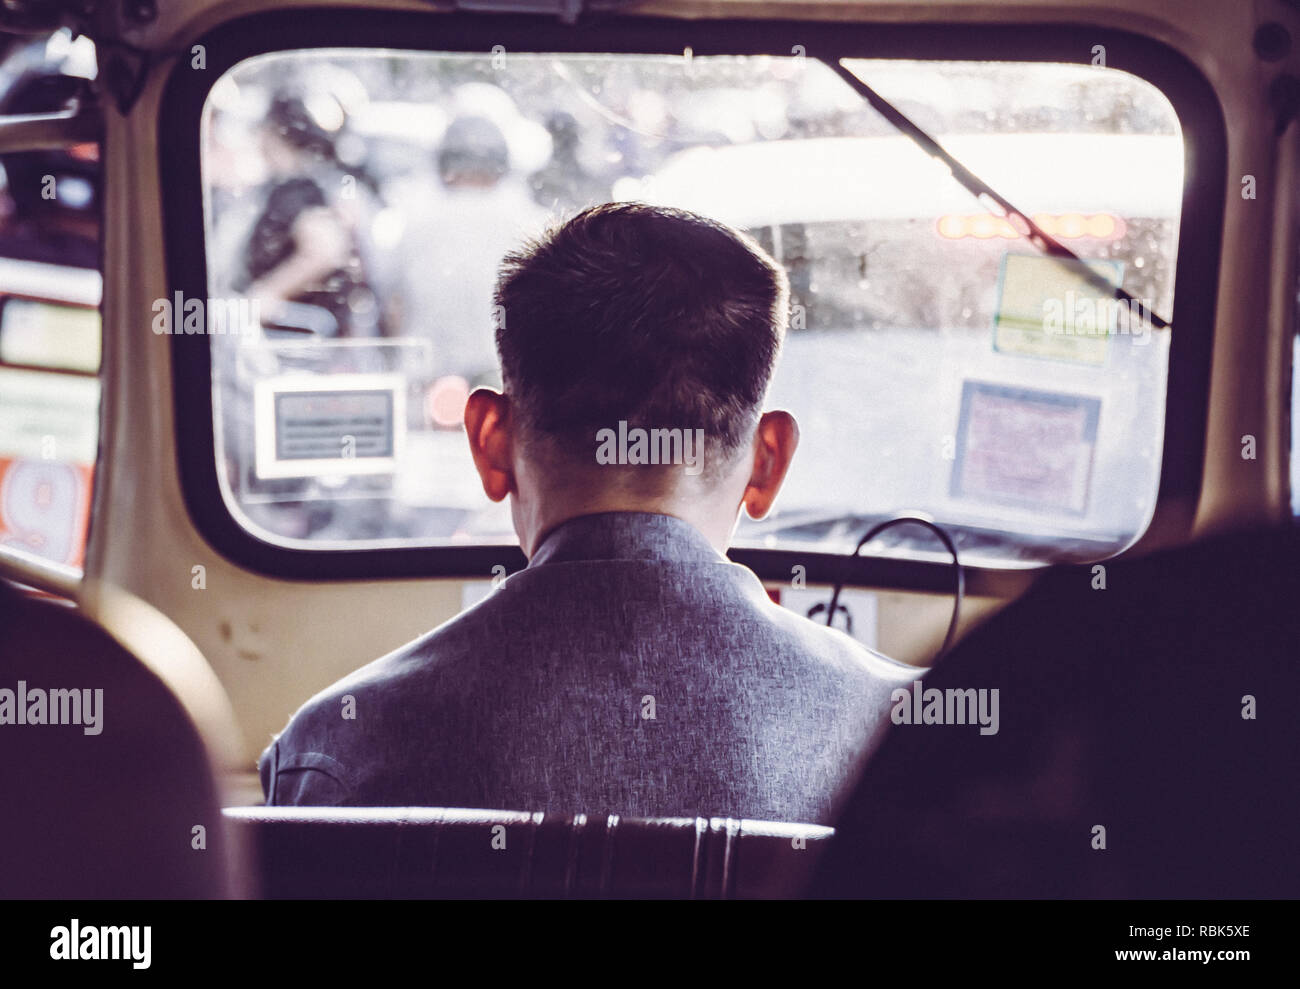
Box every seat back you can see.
[813,525,1300,898]
[224,806,830,898]
[0,577,245,897]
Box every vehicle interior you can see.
[0,0,1296,906]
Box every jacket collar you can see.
[527,512,727,568]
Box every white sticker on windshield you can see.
[253,373,405,479]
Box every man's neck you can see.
[519,490,740,559]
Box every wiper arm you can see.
[824,59,1171,331]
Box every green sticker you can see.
[992,253,1126,366]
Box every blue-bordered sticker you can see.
[951,380,1101,515]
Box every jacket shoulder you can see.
[759,595,924,685]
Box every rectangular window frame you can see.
[160,10,1226,595]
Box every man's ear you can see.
[741,410,799,520]
[463,388,515,502]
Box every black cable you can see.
[824,515,964,662]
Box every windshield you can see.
[199,50,1182,566]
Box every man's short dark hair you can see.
[493,203,789,468]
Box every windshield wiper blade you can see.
[824,59,1172,331]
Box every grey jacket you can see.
[260,511,918,824]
